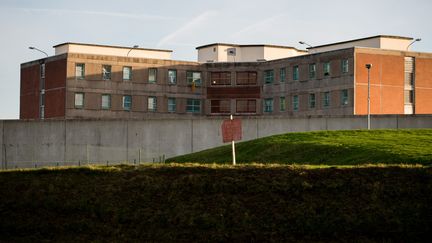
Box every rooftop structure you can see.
[308,35,414,53]
[54,42,173,60]
[196,43,307,63]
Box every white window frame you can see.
[101,94,111,110]
[168,98,176,112]
[123,95,132,111]
[168,69,177,85]
[74,92,84,109]
[148,96,157,111]
[123,66,132,81]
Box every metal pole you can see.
[366,64,372,130]
[231,114,236,165]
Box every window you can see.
[341,59,349,73]
[168,98,176,112]
[236,99,256,113]
[123,66,132,81]
[323,62,330,77]
[101,94,111,109]
[280,68,286,82]
[309,93,316,109]
[40,64,45,78]
[211,72,230,85]
[74,93,84,108]
[187,71,202,86]
[76,63,85,79]
[147,97,157,111]
[293,95,299,111]
[168,69,177,84]
[186,99,201,113]
[102,65,111,80]
[293,66,299,81]
[236,71,257,85]
[211,100,230,113]
[341,89,349,105]
[280,97,286,111]
[264,98,273,112]
[148,68,157,83]
[309,64,316,79]
[404,90,413,104]
[264,70,274,84]
[123,95,132,111]
[323,92,330,107]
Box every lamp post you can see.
[127,45,139,57]
[28,46,48,57]
[406,38,421,51]
[365,64,372,130]
[299,41,313,48]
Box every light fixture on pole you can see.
[28,46,48,57]
[299,41,313,48]
[127,45,139,57]
[406,38,421,51]
[365,64,372,130]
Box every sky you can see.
[0,0,431,119]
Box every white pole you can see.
[231,114,236,165]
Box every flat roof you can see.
[308,35,413,49]
[53,42,173,53]
[196,43,307,52]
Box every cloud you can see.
[156,10,218,47]
[14,7,176,21]
[230,14,286,39]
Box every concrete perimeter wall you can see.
[1,115,432,169]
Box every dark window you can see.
[102,65,111,80]
[211,100,230,113]
[211,72,231,85]
[264,70,274,84]
[236,71,257,85]
[236,99,256,113]
[187,71,202,86]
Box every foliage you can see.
[1,164,432,241]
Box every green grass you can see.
[1,164,432,241]
[167,129,432,165]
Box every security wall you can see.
[1,116,432,169]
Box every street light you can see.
[365,64,372,130]
[406,38,421,51]
[127,45,139,57]
[28,46,48,57]
[299,41,313,48]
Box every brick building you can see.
[20,35,432,119]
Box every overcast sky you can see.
[0,0,431,119]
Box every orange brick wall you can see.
[354,53,404,115]
[415,58,432,114]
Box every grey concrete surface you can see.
[1,115,431,169]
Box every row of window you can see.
[73,93,201,113]
[263,89,349,112]
[263,59,349,84]
[75,63,202,85]
[75,59,348,86]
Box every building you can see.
[20,35,432,120]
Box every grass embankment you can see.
[1,164,432,241]
[167,129,432,165]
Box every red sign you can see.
[222,119,242,143]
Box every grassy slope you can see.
[167,129,432,165]
[0,164,432,242]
